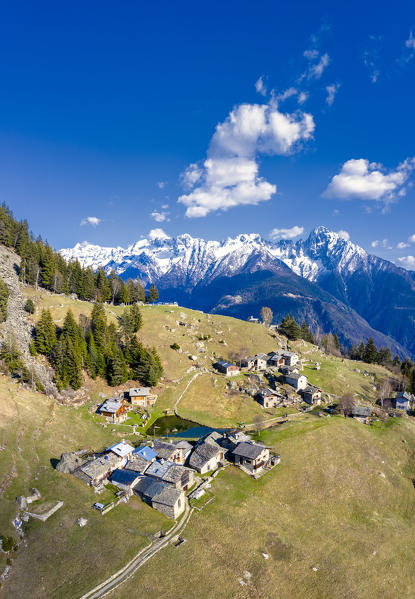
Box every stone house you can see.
[106,441,135,466]
[241,354,268,371]
[152,439,192,465]
[145,460,194,491]
[282,352,299,366]
[256,387,284,408]
[302,386,322,405]
[267,351,285,367]
[285,373,308,391]
[280,364,300,376]
[99,398,128,423]
[213,360,240,376]
[110,468,142,491]
[395,391,414,412]
[127,387,157,408]
[232,442,270,475]
[74,452,122,487]
[351,405,372,424]
[188,432,225,474]
[133,477,186,519]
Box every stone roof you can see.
[80,453,121,480]
[214,360,238,369]
[129,387,151,397]
[189,439,222,470]
[133,477,182,506]
[285,372,304,381]
[352,405,372,417]
[174,440,193,452]
[125,455,152,474]
[153,440,178,460]
[303,385,321,394]
[232,442,267,460]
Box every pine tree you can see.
[333,333,340,351]
[357,341,365,361]
[136,281,146,303]
[35,310,57,355]
[107,350,128,386]
[147,283,159,303]
[363,337,378,364]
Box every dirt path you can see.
[79,504,194,599]
[173,371,204,417]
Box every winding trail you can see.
[79,504,194,599]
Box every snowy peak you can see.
[59,226,385,287]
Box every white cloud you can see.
[363,35,382,83]
[80,216,101,227]
[276,87,297,102]
[304,49,319,60]
[308,53,330,79]
[297,91,309,105]
[337,230,350,241]
[323,158,415,204]
[270,225,304,240]
[406,31,415,50]
[398,255,415,269]
[255,76,267,96]
[397,241,410,249]
[409,234,415,243]
[371,238,392,250]
[179,101,315,218]
[157,181,166,189]
[151,210,169,223]
[148,228,170,241]
[326,83,340,106]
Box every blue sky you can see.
[1,0,415,268]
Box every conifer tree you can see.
[147,283,159,303]
[333,333,340,351]
[363,337,378,364]
[35,309,57,355]
[107,350,128,386]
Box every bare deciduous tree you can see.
[339,392,355,417]
[260,306,273,327]
[377,378,393,408]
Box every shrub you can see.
[24,299,35,314]
[170,343,180,350]
[1,536,14,552]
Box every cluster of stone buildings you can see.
[98,387,157,423]
[68,429,279,519]
[214,349,322,408]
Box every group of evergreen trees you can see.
[33,303,163,390]
[279,314,315,344]
[0,278,9,322]
[0,203,159,304]
[349,338,398,366]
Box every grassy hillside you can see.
[110,415,415,599]
[0,288,412,598]
[23,288,397,427]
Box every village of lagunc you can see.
[1,4,415,599]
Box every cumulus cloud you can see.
[255,76,267,96]
[178,101,315,218]
[337,230,350,241]
[151,210,169,223]
[398,255,415,269]
[397,241,410,249]
[326,83,340,106]
[148,228,170,241]
[80,216,101,227]
[409,234,415,243]
[323,158,415,205]
[270,225,304,240]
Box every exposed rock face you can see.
[0,245,56,394]
[55,452,82,473]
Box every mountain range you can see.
[60,227,415,358]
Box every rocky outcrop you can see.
[0,245,56,394]
[55,452,82,473]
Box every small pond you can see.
[147,415,227,439]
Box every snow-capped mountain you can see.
[60,227,415,357]
[60,226,372,287]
